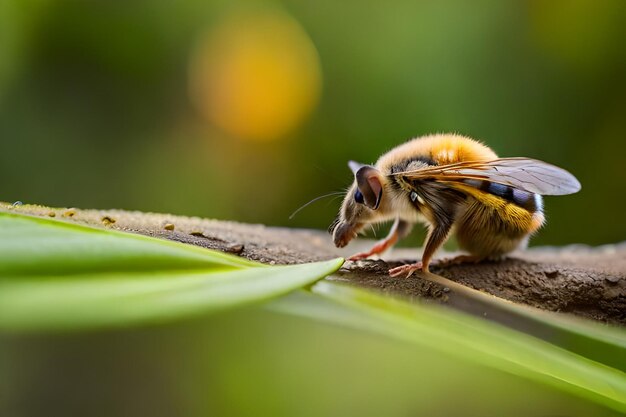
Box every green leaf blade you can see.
[0,259,344,331]
[272,282,626,414]
[0,211,344,331]
[0,212,258,277]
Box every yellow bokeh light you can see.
[189,10,322,142]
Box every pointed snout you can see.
[332,221,360,248]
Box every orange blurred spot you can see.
[190,10,322,142]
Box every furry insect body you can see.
[331,134,580,276]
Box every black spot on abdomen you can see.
[464,180,539,212]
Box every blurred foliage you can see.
[0,211,342,330]
[1,210,624,416]
[2,304,623,417]
[4,306,621,417]
[1,0,625,246]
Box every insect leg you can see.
[388,220,453,277]
[420,221,453,272]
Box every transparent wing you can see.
[394,157,581,195]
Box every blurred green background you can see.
[1,0,625,246]
[1,304,618,417]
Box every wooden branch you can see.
[2,202,624,325]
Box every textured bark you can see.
[2,202,624,324]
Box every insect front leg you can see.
[389,218,453,277]
[348,218,412,261]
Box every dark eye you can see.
[354,189,364,204]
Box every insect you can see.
[330,134,581,277]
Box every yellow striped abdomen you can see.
[453,184,545,258]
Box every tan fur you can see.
[372,134,499,227]
[453,184,544,257]
[331,133,574,274]
[375,134,497,173]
